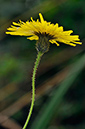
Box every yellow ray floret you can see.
[6,13,82,47]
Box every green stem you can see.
[23,52,43,129]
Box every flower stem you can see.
[23,52,43,129]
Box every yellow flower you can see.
[6,13,82,47]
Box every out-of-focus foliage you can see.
[0,0,85,129]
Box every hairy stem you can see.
[23,52,43,129]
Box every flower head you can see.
[6,13,82,53]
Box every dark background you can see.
[0,0,85,129]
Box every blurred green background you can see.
[0,0,85,129]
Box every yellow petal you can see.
[63,30,73,35]
[70,35,80,41]
[58,26,63,32]
[31,17,34,22]
[73,41,82,45]
[12,22,20,26]
[65,42,76,47]
[27,35,39,40]
[39,13,44,23]
[49,40,60,46]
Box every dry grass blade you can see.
[1,66,69,117]
[0,113,21,129]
